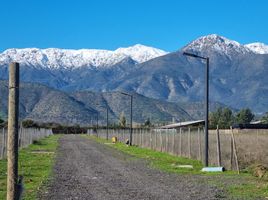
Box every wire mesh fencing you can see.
[0,127,53,159]
[89,127,268,170]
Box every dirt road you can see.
[40,135,224,200]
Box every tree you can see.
[209,107,234,129]
[235,108,255,124]
[22,119,39,128]
[220,107,234,128]
[0,117,4,124]
[261,112,268,123]
[119,112,126,128]
[144,118,151,127]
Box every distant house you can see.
[159,120,205,129]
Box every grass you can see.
[0,134,61,200]
[84,135,268,199]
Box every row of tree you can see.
[1,109,267,129]
[119,112,151,128]
[209,107,258,129]
[119,109,268,129]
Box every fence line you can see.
[88,128,268,170]
[0,127,53,159]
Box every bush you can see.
[22,119,39,128]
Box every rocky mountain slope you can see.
[0,81,193,125]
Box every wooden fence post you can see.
[216,125,222,166]
[1,128,6,159]
[172,130,175,155]
[198,127,201,161]
[230,134,233,170]
[154,130,157,150]
[160,130,163,152]
[165,131,168,152]
[230,126,239,174]
[179,128,182,156]
[7,62,20,200]
[150,129,152,149]
[123,129,125,142]
[188,127,191,158]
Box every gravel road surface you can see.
[40,135,224,200]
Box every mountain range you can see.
[0,81,196,125]
[0,34,267,116]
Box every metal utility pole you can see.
[120,92,133,145]
[183,52,209,166]
[204,57,209,166]
[7,62,20,200]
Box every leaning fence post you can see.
[216,125,222,166]
[7,62,20,200]
[230,126,239,174]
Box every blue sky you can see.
[0,0,267,52]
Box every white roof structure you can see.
[250,120,264,124]
[159,120,205,129]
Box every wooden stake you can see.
[1,128,6,159]
[198,127,201,161]
[155,130,157,150]
[188,127,191,158]
[172,130,175,155]
[230,126,240,174]
[7,62,20,200]
[216,125,222,166]
[150,129,152,149]
[230,134,233,170]
[160,130,163,152]
[179,128,182,156]
[166,131,168,152]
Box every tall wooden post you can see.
[216,125,222,166]
[188,127,191,158]
[7,62,20,200]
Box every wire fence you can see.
[0,127,53,159]
[89,128,268,170]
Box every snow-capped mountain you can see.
[0,34,268,114]
[103,34,268,113]
[0,44,168,69]
[115,44,167,63]
[245,42,268,54]
[182,34,252,57]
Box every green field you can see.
[0,135,60,200]
[85,135,268,199]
